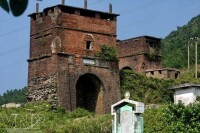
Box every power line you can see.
[119,0,164,14]
[0,44,28,57]
[0,25,29,38]
[0,60,26,70]
[118,0,200,30]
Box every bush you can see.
[95,45,117,61]
[120,70,174,104]
[144,103,200,132]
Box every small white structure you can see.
[111,91,144,133]
[1,103,21,108]
[169,83,200,105]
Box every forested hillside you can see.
[0,87,27,105]
[162,14,200,69]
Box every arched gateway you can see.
[76,73,104,113]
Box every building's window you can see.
[86,41,92,50]
[159,70,162,74]
[84,34,94,50]
[150,71,154,75]
[175,73,179,79]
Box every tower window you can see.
[86,41,92,50]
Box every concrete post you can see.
[84,0,87,9]
[62,0,65,5]
[109,3,112,13]
[36,3,39,13]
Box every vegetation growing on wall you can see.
[95,45,118,61]
[120,70,174,104]
[173,65,200,85]
[144,52,160,61]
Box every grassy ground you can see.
[0,101,112,133]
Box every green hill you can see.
[162,14,200,69]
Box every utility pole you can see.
[194,37,199,78]
[188,43,190,69]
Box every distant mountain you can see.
[162,15,200,69]
[0,87,27,105]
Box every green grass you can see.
[0,101,112,133]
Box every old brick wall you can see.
[57,12,117,56]
[117,36,162,73]
[117,37,149,57]
[28,5,120,114]
[61,58,120,114]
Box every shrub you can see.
[95,45,117,61]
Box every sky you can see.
[0,0,200,95]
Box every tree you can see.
[144,103,200,132]
[0,87,27,105]
[0,0,28,16]
[162,15,200,69]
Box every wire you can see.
[0,25,29,38]
[0,60,26,70]
[118,0,200,30]
[0,45,28,57]
[119,0,164,14]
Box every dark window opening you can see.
[61,7,75,14]
[80,11,95,18]
[151,71,154,75]
[159,70,162,74]
[86,41,92,50]
[175,73,179,79]
[149,41,154,47]
[100,14,114,21]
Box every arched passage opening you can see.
[120,67,133,86]
[76,73,104,113]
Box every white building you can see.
[169,83,200,105]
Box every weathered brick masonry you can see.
[27,5,120,114]
[117,36,162,73]
[27,3,171,114]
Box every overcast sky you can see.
[0,0,200,94]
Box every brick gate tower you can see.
[27,2,120,114]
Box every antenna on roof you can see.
[84,0,87,9]
[109,3,112,13]
[61,0,65,5]
[36,3,39,13]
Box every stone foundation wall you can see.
[27,74,58,104]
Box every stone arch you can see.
[75,73,105,113]
[119,66,134,86]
